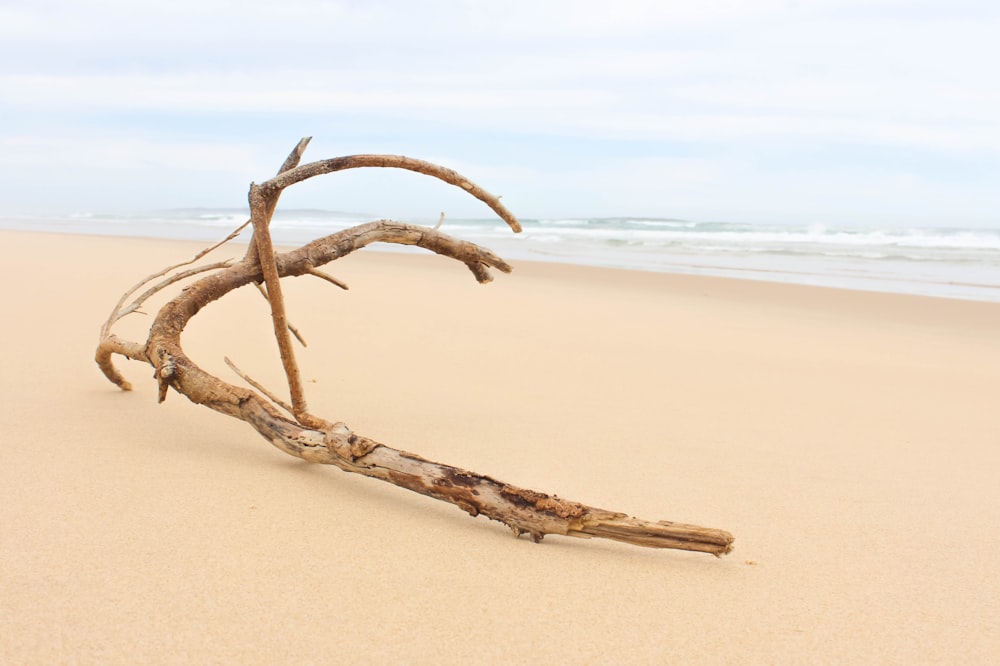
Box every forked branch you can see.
[95,138,734,557]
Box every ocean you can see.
[4,209,999,302]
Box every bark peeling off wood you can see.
[95,137,734,557]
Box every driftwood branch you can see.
[95,138,734,556]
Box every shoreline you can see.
[3,229,999,662]
[3,224,999,304]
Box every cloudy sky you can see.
[2,0,998,225]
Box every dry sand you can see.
[2,229,999,663]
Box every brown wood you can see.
[95,138,734,556]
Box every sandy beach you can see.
[2,229,999,663]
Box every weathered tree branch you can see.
[95,139,734,556]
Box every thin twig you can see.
[100,221,250,339]
[224,356,295,416]
[305,266,349,290]
[117,260,234,321]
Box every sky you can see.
[2,0,998,226]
